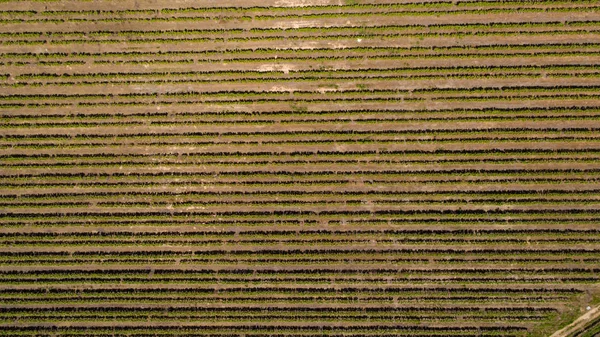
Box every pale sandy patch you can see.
[273,20,319,29]
[274,0,332,7]
[257,64,296,74]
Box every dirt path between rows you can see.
[550,305,600,337]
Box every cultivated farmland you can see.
[1,0,600,336]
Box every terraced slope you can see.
[1,0,600,336]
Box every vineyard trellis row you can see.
[1,0,600,336]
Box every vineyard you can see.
[1,0,600,336]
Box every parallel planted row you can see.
[1,0,599,336]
